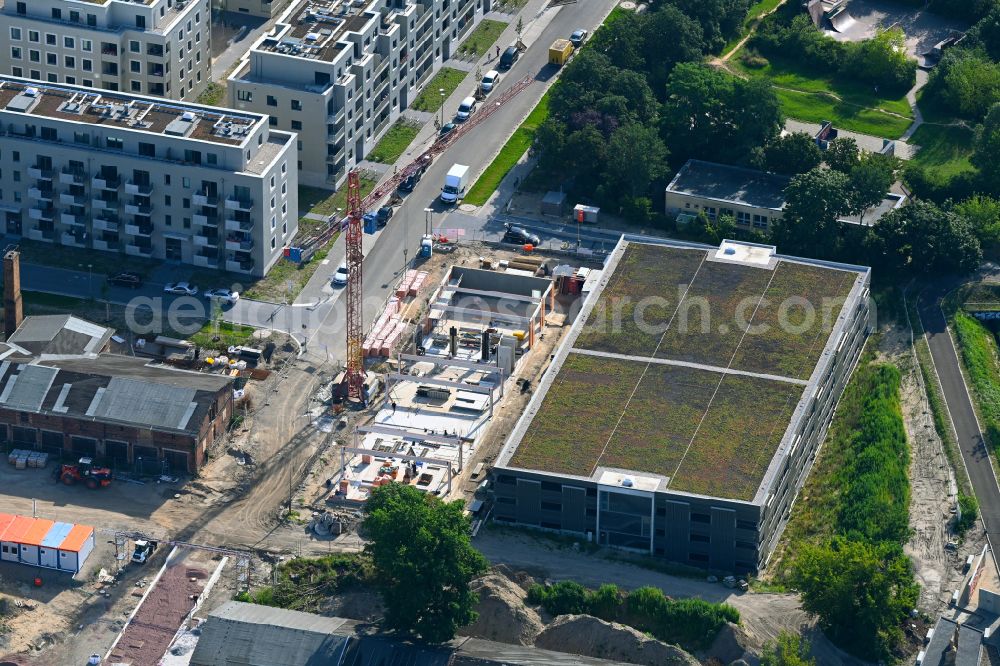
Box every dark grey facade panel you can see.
[561,486,587,533]
[710,507,736,571]
[516,479,541,526]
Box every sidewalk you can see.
[785,119,916,159]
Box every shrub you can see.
[740,49,769,68]
[956,492,979,535]
[526,581,590,615]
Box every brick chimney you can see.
[4,249,23,339]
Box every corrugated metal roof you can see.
[19,519,55,547]
[0,365,58,411]
[7,315,113,358]
[41,522,74,548]
[59,524,94,553]
[0,516,34,543]
[92,377,198,430]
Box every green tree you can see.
[661,63,782,164]
[954,195,1000,257]
[974,103,1000,192]
[761,632,816,666]
[929,49,1000,120]
[772,167,852,255]
[603,122,669,200]
[869,199,983,275]
[791,537,919,661]
[969,5,1000,60]
[641,5,705,94]
[362,484,488,643]
[590,9,646,71]
[762,132,823,175]
[666,0,750,52]
[842,27,916,91]
[824,137,860,173]
[848,154,895,223]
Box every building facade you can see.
[0,0,212,101]
[0,75,297,276]
[227,0,488,189]
[491,239,872,574]
[223,0,295,19]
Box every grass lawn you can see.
[196,82,226,107]
[732,54,913,138]
[952,310,1000,451]
[297,175,377,237]
[721,0,786,55]
[367,120,421,164]
[14,239,160,277]
[188,319,257,349]
[458,19,508,57]
[240,236,337,302]
[909,124,976,180]
[464,91,550,206]
[411,68,467,112]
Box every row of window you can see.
[12,2,204,35]
[9,66,201,97]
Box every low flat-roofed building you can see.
[664,159,905,231]
[492,238,872,574]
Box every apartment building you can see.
[0,0,211,101]
[224,0,295,19]
[227,0,488,189]
[0,75,297,276]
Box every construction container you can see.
[573,203,600,224]
[549,39,574,66]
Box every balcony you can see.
[92,176,120,190]
[194,234,218,247]
[28,187,53,201]
[92,198,116,210]
[61,232,86,247]
[125,223,153,236]
[225,236,254,251]
[193,213,219,226]
[125,244,153,257]
[61,212,85,226]
[124,203,153,216]
[59,193,86,206]
[93,218,119,232]
[93,239,112,251]
[193,253,216,268]
[225,218,253,232]
[27,227,55,242]
[29,207,55,222]
[125,181,153,196]
[226,258,255,273]
[193,192,219,207]
[59,169,85,185]
[28,167,53,180]
[225,197,253,212]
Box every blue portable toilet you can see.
[419,235,434,258]
[363,212,377,234]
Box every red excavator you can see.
[55,457,112,489]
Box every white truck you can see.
[441,164,470,204]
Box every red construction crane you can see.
[344,171,365,401]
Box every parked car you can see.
[498,45,519,70]
[439,121,457,137]
[570,29,588,48]
[480,70,500,95]
[399,171,421,194]
[131,540,158,564]
[108,271,143,289]
[503,223,540,246]
[376,206,393,227]
[203,288,240,304]
[163,282,198,296]
[455,96,477,122]
[332,263,349,287]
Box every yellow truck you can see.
[548,39,574,66]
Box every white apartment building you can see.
[0,0,211,101]
[227,0,487,189]
[0,75,298,277]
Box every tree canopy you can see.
[758,131,823,175]
[362,484,488,643]
[761,632,817,666]
[867,199,983,276]
[974,103,1000,191]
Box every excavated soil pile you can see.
[535,614,701,666]
[460,573,545,646]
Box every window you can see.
[10,27,21,40]
[690,533,710,543]
[82,40,92,52]
[736,519,757,531]
[46,34,56,46]
[47,73,57,82]
[15,1,24,14]
[65,76,75,85]
[88,14,96,27]
[12,67,22,77]
[541,501,561,512]
[164,195,171,206]
[28,31,38,43]
[164,174,171,185]
[46,53,56,66]
[268,117,277,127]
[183,198,190,209]
[130,60,141,73]
[82,59,92,72]
[64,56,74,68]
[136,15,145,30]
[52,8,61,20]
[752,214,768,229]
[64,37,74,49]
[291,99,302,111]
[138,142,155,157]
[106,137,123,150]
[291,120,302,130]
[70,11,79,23]
[237,90,252,102]
[131,81,141,92]
[266,95,277,107]
[691,512,710,524]
[207,153,217,166]
[10,47,21,60]
[73,132,88,144]
[182,177,191,188]
[735,211,751,226]
[28,50,39,63]
[83,79,92,87]
[736,540,756,550]
[40,126,56,140]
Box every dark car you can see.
[108,271,143,289]
[498,45,519,71]
[439,121,456,136]
[570,29,588,48]
[503,223,540,246]
[398,171,422,194]
[376,206,393,227]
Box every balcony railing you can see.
[61,232,86,247]
[27,227,55,242]
[59,169,85,185]
[29,207,55,221]
[28,166,53,180]
[93,218,119,232]
[92,176,120,190]
[125,181,153,196]
[28,187,53,201]
[193,213,219,226]
[61,213,85,226]
[124,203,153,216]
[59,193,86,206]
[92,198,117,210]
[193,192,219,207]
[225,218,253,232]
[226,258,255,273]
[194,234,218,247]
[225,197,253,212]
[125,244,153,257]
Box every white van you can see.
[480,70,500,95]
[456,96,477,121]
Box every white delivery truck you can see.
[441,164,470,204]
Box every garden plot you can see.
[575,244,704,356]
[730,261,856,380]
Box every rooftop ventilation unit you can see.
[306,32,321,41]
[181,111,196,122]
[23,87,39,97]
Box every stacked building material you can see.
[364,271,430,358]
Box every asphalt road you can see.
[918,287,1000,543]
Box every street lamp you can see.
[423,207,433,235]
[439,88,445,128]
